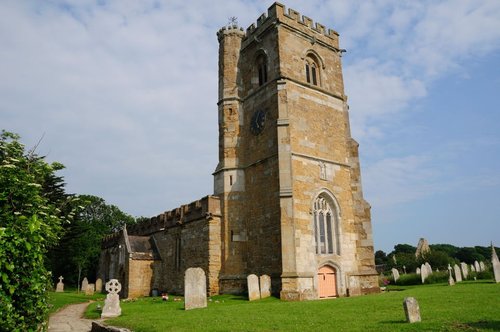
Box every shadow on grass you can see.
[460,320,500,330]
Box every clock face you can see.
[250,109,267,135]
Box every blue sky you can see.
[1,1,499,252]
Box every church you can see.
[98,2,379,300]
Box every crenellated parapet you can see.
[126,195,222,236]
[241,2,339,49]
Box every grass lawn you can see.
[86,280,500,331]
[48,289,105,314]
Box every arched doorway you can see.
[318,265,338,298]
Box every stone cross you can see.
[259,274,271,299]
[56,276,64,292]
[453,264,462,282]
[101,279,122,318]
[184,267,207,310]
[247,274,261,301]
[403,297,421,323]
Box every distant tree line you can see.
[376,243,499,273]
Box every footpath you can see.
[48,301,93,332]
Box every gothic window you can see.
[313,195,339,255]
[305,56,320,86]
[256,54,268,86]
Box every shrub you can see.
[395,273,421,286]
[424,270,449,284]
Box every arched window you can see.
[305,55,320,86]
[313,195,339,255]
[256,54,267,86]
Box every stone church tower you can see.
[214,3,379,299]
[98,2,378,301]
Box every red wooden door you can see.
[318,265,337,298]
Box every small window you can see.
[256,54,267,86]
[305,56,319,86]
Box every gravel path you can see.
[48,301,94,332]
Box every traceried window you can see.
[313,195,339,255]
[256,54,268,86]
[305,56,319,86]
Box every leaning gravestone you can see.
[492,243,500,283]
[420,264,427,284]
[247,274,260,301]
[95,278,103,293]
[391,268,400,282]
[453,264,462,282]
[184,267,207,310]
[470,264,476,272]
[479,261,485,272]
[86,283,95,296]
[416,267,421,275]
[460,262,469,279]
[403,297,421,323]
[259,274,271,299]
[81,277,88,292]
[474,261,480,273]
[101,279,122,318]
[56,276,64,292]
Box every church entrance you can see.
[318,265,337,298]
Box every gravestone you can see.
[184,267,207,310]
[474,261,480,273]
[259,274,271,299]
[403,297,421,323]
[470,264,476,272]
[425,262,432,275]
[453,264,462,282]
[420,264,427,284]
[247,274,260,301]
[101,279,122,318]
[81,277,88,292]
[95,278,103,293]
[416,267,421,275]
[460,262,469,279]
[448,271,455,286]
[391,268,400,282]
[86,283,95,296]
[56,276,64,292]
[492,243,500,283]
[479,261,485,272]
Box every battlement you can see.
[126,195,221,236]
[243,2,339,43]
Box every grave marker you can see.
[453,264,462,282]
[259,274,271,299]
[247,274,260,301]
[403,297,421,323]
[184,267,207,310]
[101,279,122,318]
[56,276,64,292]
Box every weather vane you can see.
[228,16,238,27]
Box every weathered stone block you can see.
[403,297,421,323]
